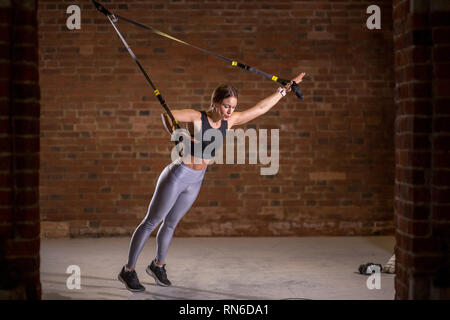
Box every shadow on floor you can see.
[41,272,272,300]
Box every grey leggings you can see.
[126,158,206,267]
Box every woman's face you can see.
[215,96,237,120]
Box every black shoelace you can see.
[125,270,140,285]
[155,265,168,281]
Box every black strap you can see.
[91,0,179,129]
[91,0,303,100]
[92,0,183,156]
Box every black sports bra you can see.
[190,111,228,159]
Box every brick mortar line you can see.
[5,43,37,49]
[1,58,38,65]
[394,181,450,189]
[395,166,450,172]
[0,97,39,103]
[0,151,39,155]
[395,78,435,85]
[0,220,40,226]
[0,169,39,173]
[392,97,434,102]
[397,215,436,223]
[396,132,450,136]
[394,197,432,207]
[0,117,40,121]
[396,228,433,239]
[0,187,38,191]
[9,80,40,85]
[0,203,38,208]
[396,115,450,119]
[0,134,40,138]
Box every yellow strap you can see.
[232,61,237,66]
[271,75,278,82]
[154,89,160,96]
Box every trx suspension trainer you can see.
[91,0,304,128]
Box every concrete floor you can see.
[40,236,395,300]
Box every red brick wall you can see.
[39,0,395,238]
[393,0,450,299]
[0,0,41,299]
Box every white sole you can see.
[145,266,171,287]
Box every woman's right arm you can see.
[161,109,201,135]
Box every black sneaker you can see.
[146,260,172,287]
[118,266,145,292]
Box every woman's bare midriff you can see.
[181,155,211,170]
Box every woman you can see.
[118,72,306,292]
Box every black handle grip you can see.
[278,79,304,100]
[291,81,304,100]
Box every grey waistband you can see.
[168,158,206,183]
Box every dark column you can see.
[0,0,41,300]
[393,0,450,299]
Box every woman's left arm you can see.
[229,72,305,127]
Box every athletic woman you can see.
[118,72,306,292]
